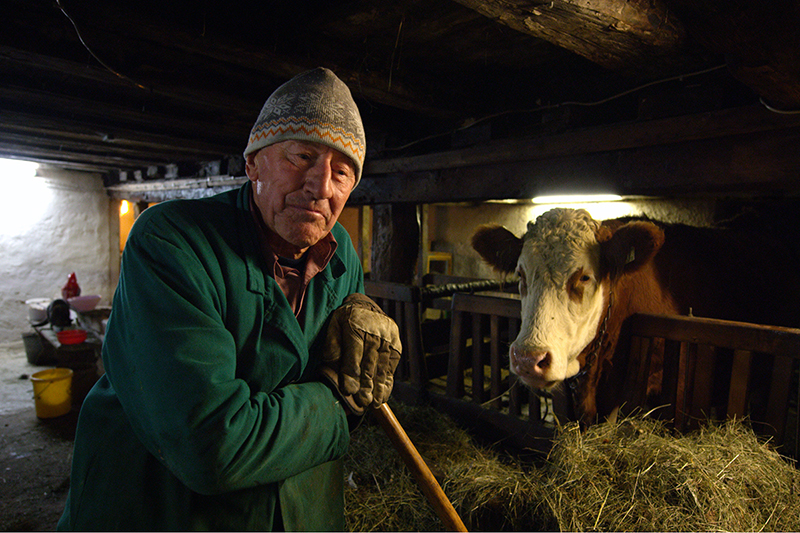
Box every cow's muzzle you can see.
[510,345,559,389]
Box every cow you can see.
[472,207,800,423]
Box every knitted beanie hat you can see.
[244,68,366,184]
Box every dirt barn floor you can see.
[0,340,75,531]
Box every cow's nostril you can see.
[536,352,551,370]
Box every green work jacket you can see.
[57,183,362,531]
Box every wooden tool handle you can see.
[373,403,468,532]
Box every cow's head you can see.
[472,208,664,390]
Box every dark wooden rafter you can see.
[365,103,800,175]
[107,103,800,203]
[453,0,688,71]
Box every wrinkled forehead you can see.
[519,208,600,285]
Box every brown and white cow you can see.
[472,208,800,423]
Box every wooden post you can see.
[370,204,419,283]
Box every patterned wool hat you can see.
[244,67,366,184]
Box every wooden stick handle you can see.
[373,403,468,532]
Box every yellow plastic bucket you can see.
[30,368,73,418]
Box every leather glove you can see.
[321,293,402,415]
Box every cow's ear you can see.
[600,221,664,279]
[472,225,523,274]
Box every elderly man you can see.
[58,68,401,531]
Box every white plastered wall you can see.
[0,166,118,343]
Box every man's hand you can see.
[321,293,402,414]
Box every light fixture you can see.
[527,193,635,221]
[532,194,622,204]
[120,199,129,215]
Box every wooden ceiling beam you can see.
[364,104,800,175]
[452,0,688,72]
[0,84,245,153]
[352,127,800,204]
[0,110,237,159]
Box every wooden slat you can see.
[489,315,503,410]
[624,336,648,408]
[688,344,717,425]
[447,310,466,399]
[628,314,800,358]
[471,313,485,403]
[364,280,420,303]
[635,337,654,407]
[550,383,572,423]
[449,292,520,318]
[393,300,407,382]
[674,342,692,431]
[727,349,753,418]
[528,390,541,423]
[393,301,404,326]
[765,355,795,442]
[659,339,682,421]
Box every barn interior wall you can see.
[0,168,117,343]
[428,197,719,280]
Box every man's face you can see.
[245,140,357,258]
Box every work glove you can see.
[320,293,402,416]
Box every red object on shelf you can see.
[61,272,81,299]
[56,329,87,345]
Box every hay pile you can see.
[543,417,800,531]
[344,403,483,532]
[344,403,800,532]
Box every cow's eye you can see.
[568,270,592,302]
[516,267,527,296]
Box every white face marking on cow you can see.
[509,208,607,389]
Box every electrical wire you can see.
[55,0,149,91]
[385,63,730,152]
[759,97,800,115]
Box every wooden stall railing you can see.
[364,279,800,456]
[624,313,800,457]
[364,280,427,388]
[445,292,520,407]
[436,291,567,452]
[364,281,570,451]
[364,278,511,401]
